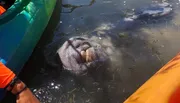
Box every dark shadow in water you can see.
[62,0,95,13]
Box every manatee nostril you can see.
[86,48,94,62]
[79,48,96,63]
[80,50,86,62]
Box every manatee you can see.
[45,2,173,76]
[57,37,109,75]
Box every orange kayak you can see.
[124,53,180,103]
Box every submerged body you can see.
[124,2,172,21]
[90,2,173,38]
[55,2,173,75]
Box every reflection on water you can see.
[62,0,95,13]
[15,0,180,103]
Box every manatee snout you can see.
[57,37,109,75]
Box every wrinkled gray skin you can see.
[57,37,109,75]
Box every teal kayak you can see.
[0,0,57,99]
[0,0,57,72]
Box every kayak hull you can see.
[124,53,180,103]
[0,0,57,72]
[0,0,57,100]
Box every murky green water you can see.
[3,0,180,103]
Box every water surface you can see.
[4,0,180,103]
